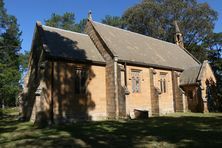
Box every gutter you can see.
[118,59,184,72]
[179,83,199,87]
[47,55,106,66]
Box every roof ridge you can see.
[42,25,88,37]
[92,20,177,46]
[196,62,204,82]
[179,46,200,64]
[92,20,200,65]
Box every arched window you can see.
[131,70,141,93]
[74,68,88,94]
[159,73,167,93]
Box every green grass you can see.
[0,107,18,116]
[0,109,222,148]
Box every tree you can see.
[45,12,86,33]
[45,12,76,31]
[19,50,29,73]
[0,0,22,108]
[122,0,218,61]
[18,50,29,89]
[74,19,87,33]
[0,0,7,32]
[102,15,125,28]
[203,33,222,111]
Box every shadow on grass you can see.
[55,116,222,147]
[1,113,222,147]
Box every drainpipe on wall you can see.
[114,56,119,119]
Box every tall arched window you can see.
[159,73,167,93]
[74,68,88,94]
[131,70,141,93]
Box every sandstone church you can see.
[21,12,216,124]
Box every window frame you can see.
[131,69,142,93]
[159,72,167,94]
[74,68,88,95]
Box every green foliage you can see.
[19,50,29,73]
[204,33,222,74]
[102,15,125,28]
[45,12,86,33]
[0,0,7,30]
[122,0,218,61]
[0,0,22,108]
[202,33,222,110]
[18,50,29,89]
[45,12,76,31]
[74,18,87,33]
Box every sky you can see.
[4,0,222,53]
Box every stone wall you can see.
[85,21,117,119]
[172,71,184,112]
[182,85,203,112]
[116,65,183,117]
[153,69,174,115]
[199,61,216,112]
[117,64,126,118]
[125,65,152,118]
[149,68,159,116]
[52,62,106,122]
[22,47,41,121]
[30,61,52,124]
[180,61,217,113]
[22,45,52,124]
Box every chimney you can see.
[88,10,92,20]
[174,21,184,48]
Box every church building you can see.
[21,12,216,123]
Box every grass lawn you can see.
[0,108,222,148]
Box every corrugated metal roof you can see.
[91,21,200,70]
[40,25,105,63]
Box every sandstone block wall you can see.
[52,62,106,121]
[149,68,159,116]
[117,64,126,118]
[172,71,184,112]
[153,69,174,115]
[85,21,117,119]
[30,60,52,123]
[125,65,152,118]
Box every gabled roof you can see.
[90,20,200,70]
[180,60,216,86]
[180,65,201,86]
[35,22,105,64]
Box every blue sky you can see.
[4,0,222,52]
